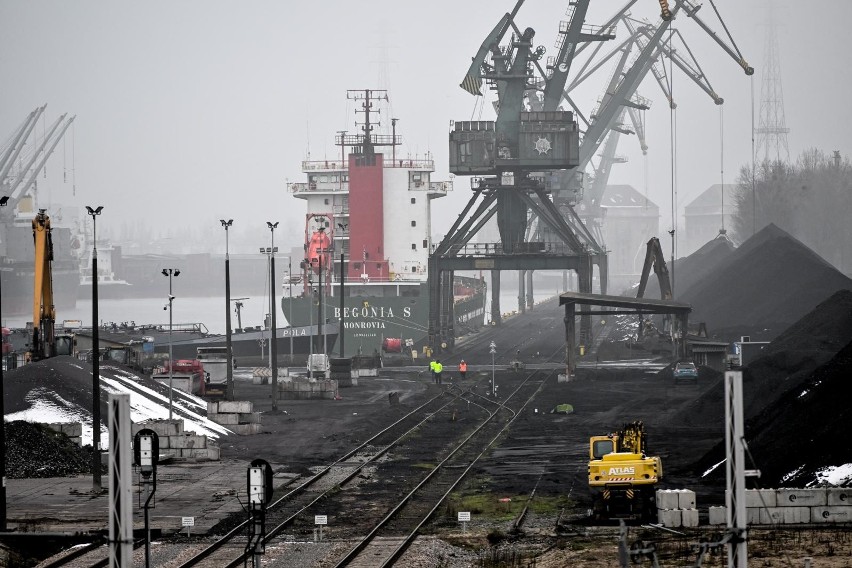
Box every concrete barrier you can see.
[656,490,681,511]
[776,488,827,507]
[827,488,851,506]
[656,508,681,527]
[745,488,777,508]
[677,489,696,510]
[810,506,852,523]
[681,508,699,527]
[708,506,726,525]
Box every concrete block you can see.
[759,507,785,525]
[708,506,726,525]
[133,419,184,437]
[810,506,852,524]
[157,436,169,449]
[230,423,262,435]
[238,412,262,424]
[207,401,219,414]
[656,490,680,511]
[747,508,761,524]
[170,434,207,449]
[776,488,826,507]
[746,488,776,508]
[681,508,699,527]
[656,508,681,528]
[209,413,239,425]
[46,422,84,437]
[827,488,852,506]
[252,375,269,385]
[677,489,696,510]
[180,447,220,460]
[783,507,811,524]
[217,401,253,414]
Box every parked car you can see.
[673,361,699,383]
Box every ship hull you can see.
[152,324,337,360]
[282,279,485,357]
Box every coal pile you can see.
[690,339,852,487]
[673,290,852,486]
[681,224,852,340]
[671,290,852,430]
[639,234,734,300]
[5,421,101,478]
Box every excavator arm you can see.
[636,237,672,300]
[31,209,56,360]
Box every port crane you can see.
[429,0,752,353]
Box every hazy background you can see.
[2,0,850,256]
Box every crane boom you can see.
[0,105,46,190]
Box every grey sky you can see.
[2,0,850,254]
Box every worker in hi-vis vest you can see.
[459,359,467,379]
[434,360,443,385]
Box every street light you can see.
[220,219,234,401]
[162,268,180,420]
[0,195,8,526]
[86,205,104,491]
[266,221,279,412]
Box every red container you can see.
[382,338,402,353]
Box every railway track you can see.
[328,368,551,567]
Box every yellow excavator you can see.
[588,421,661,521]
[30,210,59,360]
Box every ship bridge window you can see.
[411,266,417,273]
[411,197,416,204]
[422,239,428,249]
[324,198,330,205]
[411,220,416,227]
[330,175,338,182]
[411,172,422,182]
[320,175,328,183]
[411,243,417,250]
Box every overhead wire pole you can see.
[162,268,180,420]
[0,196,8,527]
[267,222,279,412]
[86,205,104,491]
[220,219,234,401]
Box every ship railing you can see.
[433,242,592,256]
[301,160,348,171]
[336,274,424,284]
[412,180,452,194]
[386,158,435,170]
[288,181,349,194]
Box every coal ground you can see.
[3,229,852,566]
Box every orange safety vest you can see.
[459,361,467,372]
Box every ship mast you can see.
[335,90,400,158]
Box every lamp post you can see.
[220,219,234,401]
[86,205,104,491]
[161,268,180,420]
[266,221,279,412]
[1,194,8,526]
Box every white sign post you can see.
[315,514,327,541]
[182,516,195,537]
[489,341,497,396]
[458,511,471,533]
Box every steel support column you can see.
[490,269,501,326]
[564,302,576,375]
[526,269,534,310]
[518,270,526,314]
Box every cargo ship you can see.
[283,90,486,357]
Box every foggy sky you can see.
[2,0,850,257]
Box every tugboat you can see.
[284,90,486,357]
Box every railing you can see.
[432,241,596,257]
[288,181,349,194]
[301,160,348,171]
[301,157,436,171]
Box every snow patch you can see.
[814,463,852,486]
[782,464,805,482]
[702,458,725,478]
